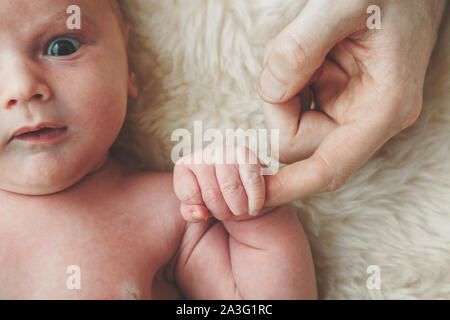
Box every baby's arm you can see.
[170,145,317,299]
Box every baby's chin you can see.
[0,168,85,196]
[0,180,76,196]
[0,152,109,196]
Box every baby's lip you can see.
[10,122,67,142]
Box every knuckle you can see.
[238,147,258,165]
[234,145,248,163]
[201,187,221,204]
[274,34,310,73]
[383,93,423,134]
[182,188,200,204]
[243,170,263,188]
[313,154,338,193]
[220,179,242,195]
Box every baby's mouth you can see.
[17,127,61,138]
[12,127,68,143]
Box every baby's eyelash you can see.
[44,33,86,50]
[45,34,84,45]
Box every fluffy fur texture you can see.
[111,1,450,299]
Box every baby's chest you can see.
[0,221,171,299]
[0,241,151,299]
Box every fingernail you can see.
[248,201,258,217]
[259,68,286,102]
[191,211,203,221]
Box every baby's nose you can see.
[1,59,51,109]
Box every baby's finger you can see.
[180,203,210,223]
[215,162,248,217]
[191,164,235,222]
[173,162,203,204]
[174,160,212,222]
[238,152,266,217]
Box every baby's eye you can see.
[46,37,81,57]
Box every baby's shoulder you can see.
[115,163,187,262]
[119,165,180,220]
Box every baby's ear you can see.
[127,71,138,99]
[124,24,138,99]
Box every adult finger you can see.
[258,0,367,103]
[264,116,391,207]
[263,95,338,163]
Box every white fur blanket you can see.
[112,0,450,299]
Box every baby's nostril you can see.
[35,94,43,99]
[6,99,17,108]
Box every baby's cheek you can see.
[75,67,127,137]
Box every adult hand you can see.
[260,0,446,207]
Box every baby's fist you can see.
[173,145,266,222]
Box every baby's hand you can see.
[173,145,267,222]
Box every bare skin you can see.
[0,154,316,299]
[0,0,316,299]
[258,0,446,206]
[0,156,183,299]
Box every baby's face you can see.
[0,0,137,195]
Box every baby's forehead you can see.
[0,0,123,42]
[0,0,111,26]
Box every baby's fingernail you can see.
[248,201,256,216]
[259,68,286,102]
[191,211,203,221]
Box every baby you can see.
[0,0,317,299]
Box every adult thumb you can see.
[258,0,368,103]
